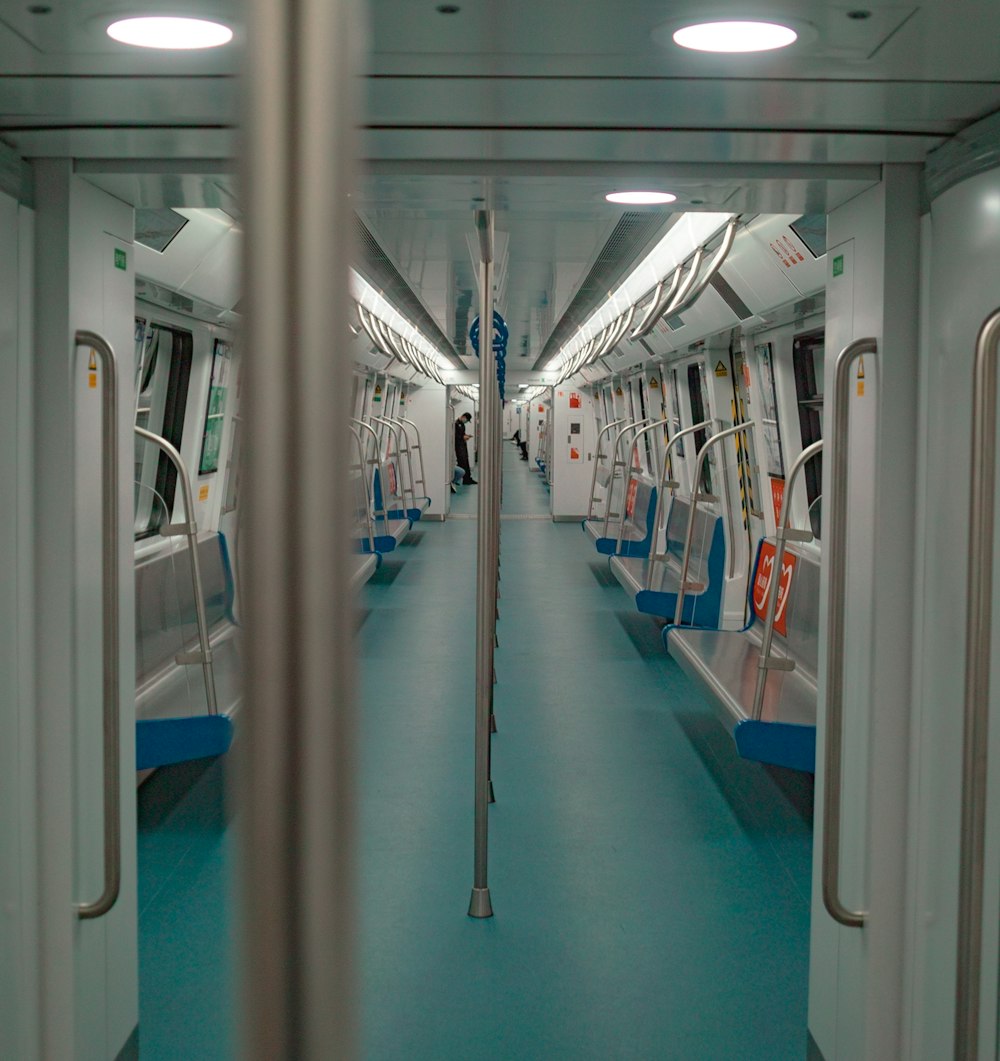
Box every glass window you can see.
[134,322,193,538]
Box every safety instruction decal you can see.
[857,357,865,397]
[114,247,127,270]
[832,255,844,278]
[753,541,797,636]
[88,350,97,389]
[198,484,210,502]
[769,476,785,527]
[625,478,638,519]
[569,392,581,409]
[714,360,728,378]
[768,232,807,270]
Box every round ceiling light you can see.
[606,191,677,206]
[106,16,234,49]
[672,20,797,53]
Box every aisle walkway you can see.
[358,445,812,1059]
[137,442,812,1059]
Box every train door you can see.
[792,328,826,538]
[903,159,1000,1060]
[806,166,922,1061]
[3,167,139,1060]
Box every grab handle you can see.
[74,330,121,920]
[954,308,1000,1060]
[821,337,876,929]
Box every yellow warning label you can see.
[649,376,660,388]
[88,350,97,388]
[714,360,728,378]
[857,357,865,397]
[198,485,210,502]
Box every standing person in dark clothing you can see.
[454,412,477,485]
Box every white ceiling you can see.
[4,0,1000,362]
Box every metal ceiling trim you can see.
[924,107,1000,208]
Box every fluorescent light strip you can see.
[350,270,451,372]
[551,212,733,371]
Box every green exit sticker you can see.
[114,248,127,270]
[832,254,844,277]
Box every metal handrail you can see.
[75,330,122,921]
[587,416,630,521]
[659,246,706,324]
[388,415,421,506]
[632,263,683,340]
[751,440,823,720]
[135,425,220,717]
[357,304,391,361]
[396,416,428,500]
[822,337,877,930]
[644,419,712,592]
[955,308,1000,1060]
[351,418,390,531]
[590,305,636,365]
[349,426,376,553]
[614,420,668,554]
[673,421,757,626]
[669,217,739,320]
[601,418,651,537]
[372,415,417,519]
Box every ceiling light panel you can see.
[106,16,233,49]
[672,20,798,54]
[553,212,733,369]
[351,270,451,370]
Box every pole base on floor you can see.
[488,780,495,803]
[468,887,494,918]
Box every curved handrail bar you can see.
[386,415,420,506]
[371,313,412,367]
[955,310,1000,1059]
[351,418,391,530]
[659,245,707,324]
[632,264,684,340]
[349,425,376,553]
[587,416,631,521]
[591,305,636,364]
[601,418,652,538]
[630,278,665,339]
[356,304,388,358]
[672,421,757,625]
[614,419,669,554]
[670,218,739,320]
[75,330,121,921]
[396,416,429,499]
[823,337,877,930]
[644,419,713,591]
[134,424,219,719]
[371,415,417,518]
[751,439,823,720]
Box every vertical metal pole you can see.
[470,213,495,918]
[241,0,359,1055]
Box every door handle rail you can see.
[822,337,877,929]
[74,329,121,921]
[955,308,1000,1059]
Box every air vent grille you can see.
[533,212,674,370]
[355,215,463,367]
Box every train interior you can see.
[3,2,1000,1059]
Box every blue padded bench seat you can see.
[665,542,820,773]
[135,531,241,771]
[582,475,658,558]
[609,495,725,627]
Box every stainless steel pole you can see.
[241,0,359,1054]
[470,213,496,919]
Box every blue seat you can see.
[583,475,658,558]
[609,495,726,627]
[665,540,820,773]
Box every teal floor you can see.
[138,441,813,1059]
